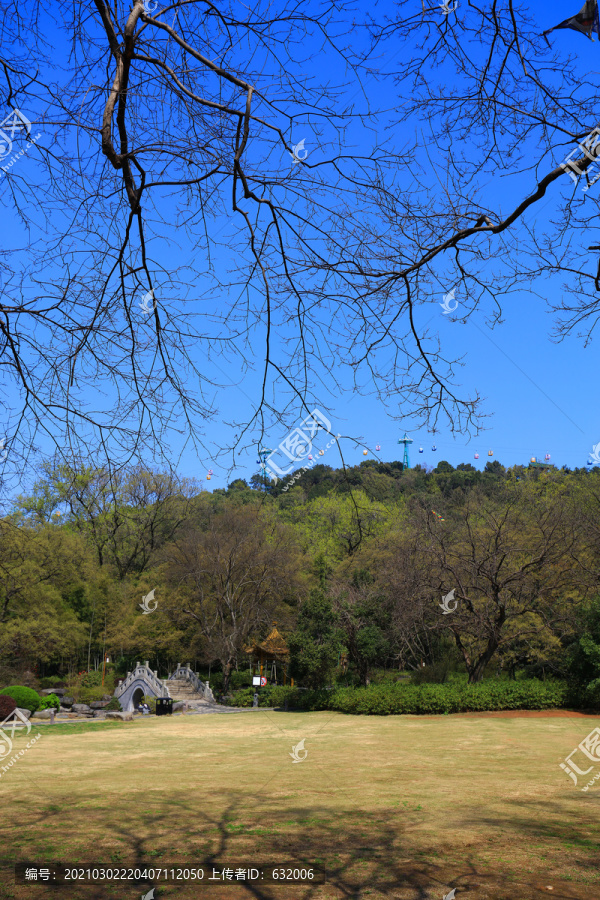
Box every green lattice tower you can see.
[398,432,413,470]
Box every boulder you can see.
[60,697,74,708]
[32,709,53,719]
[106,711,133,722]
[72,703,93,716]
[93,710,107,718]
[40,688,65,696]
[89,701,109,709]
[102,695,112,701]
[172,701,185,712]
[15,708,31,720]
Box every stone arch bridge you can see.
[114,662,215,712]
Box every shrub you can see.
[39,676,66,690]
[142,695,156,713]
[78,686,107,704]
[39,694,60,711]
[327,678,570,715]
[79,670,102,689]
[226,678,573,715]
[0,694,17,719]
[105,697,122,712]
[0,686,42,713]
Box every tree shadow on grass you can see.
[1,792,597,899]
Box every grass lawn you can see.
[1,710,599,899]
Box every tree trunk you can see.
[222,659,234,694]
[467,641,499,683]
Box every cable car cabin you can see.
[528,457,553,470]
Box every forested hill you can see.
[3,458,600,697]
[242,458,594,503]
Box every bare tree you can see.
[0,0,486,488]
[163,503,302,692]
[358,1,600,349]
[413,484,587,682]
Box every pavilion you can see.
[245,623,292,685]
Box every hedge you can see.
[227,679,575,716]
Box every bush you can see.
[210,671,253,693]
[78,686,107,704]
[328,679,570,715]
[225,685,332,710]
[39,676,66,690]
[39,694,60,711]
[66,669,115,703]
[0,694,17,720]
[0,686,42,713]
[79,670,102,689]
[105,697,122,712]
[225,678,574,715]
[142,695,156,713]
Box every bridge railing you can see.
[169,664,215,703]
[114,661,170,700]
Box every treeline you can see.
[2,458,600,700]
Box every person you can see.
[142,702,150,715]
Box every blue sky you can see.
[4,0,600,492]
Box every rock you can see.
[15,708,31,720]
[172,701,185,712]
[60,697,74,708]
[72,703,92,715]
[89,701,109,709]
[102,695,112,701]
[106,711,133,721]
[40,688,65,696]
[32,709,53,719]
[93,710,107,718]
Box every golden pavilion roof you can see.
[245,624,289,658]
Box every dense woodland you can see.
[2,458,600,702]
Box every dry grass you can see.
[1,710,599,899]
